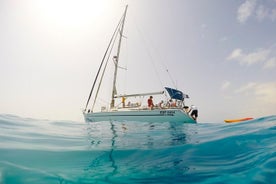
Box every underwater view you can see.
[0,114,276,184]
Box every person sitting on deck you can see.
[127,101,131,107]
[184,106,189,113]
[167,99,176,107]
[171,100,176,107]
[158,100,164,109]
[147,96,154,110]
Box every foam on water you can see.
[0,114,276,183]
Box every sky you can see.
[0,0,275,122]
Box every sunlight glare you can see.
[34,0,113,28]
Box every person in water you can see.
[189,105,198,120]
[147,96,154,110]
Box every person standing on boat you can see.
[148,96,154,110]
[122,96,126,108]
[189,105,198,120]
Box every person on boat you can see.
[189,105,198,120]
[183,106,189,113]
[148,96,154,110]
[171,100,177,107]
[122,96,126,108]
[166,99,172,107]
[166,100,171,107]
[167,99,176,107]
[158,100,164,109]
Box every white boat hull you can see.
[83,109,196,123]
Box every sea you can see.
[0,114,276,184]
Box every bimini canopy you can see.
[165,87,189,101]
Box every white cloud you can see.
[243,49,270,65]
[271,8,276,21]
[254,82,276,104]
[256,5,269,21]
[221,81,231,90]
[235,82,257,94]
[256,5,276,21]
[227,48,243,60]
[237,0,257,23]
[227,48,270,66]
[219,37,228,42]
[234,82,276,104]
[237,0,276,22]
[234,82,276,105]
[263,57,276,69]
[229,82,276,117]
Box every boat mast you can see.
[84,13,124,112]
[110,5,128,109]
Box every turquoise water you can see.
[0,114,276,184]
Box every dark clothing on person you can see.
[191,109,198,119]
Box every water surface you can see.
[0,114,276,183]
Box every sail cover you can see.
[165,87,189,101]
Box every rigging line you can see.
[166,69,177,88]
[91,23,121,111]
[132,17,164,89]
[159,54,177,88]
[150,42,178,88]
[84,13,125,111]
[153,46,177,88]
[131,14,177,89]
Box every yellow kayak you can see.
[224,117,253,123]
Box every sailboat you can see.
[83,5,196,123]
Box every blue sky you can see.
[0,0,275,122]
